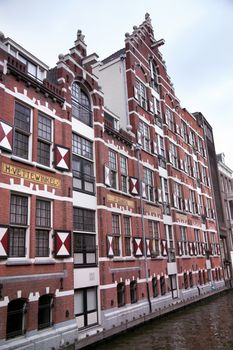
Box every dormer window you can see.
[72,83,92,127]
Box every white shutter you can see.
[180,159,184,170]
[152,141,158,155]
[134,86,139,100]
[104,165,111,187]
[137,131,142,145]
[173,194,178,208]
[185,199,189,211]
[158,188,162,203]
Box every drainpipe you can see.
[135,144,152,313]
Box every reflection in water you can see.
[94,291,233,350]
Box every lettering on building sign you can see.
[107,194,135,209]
[1,163,61,188]
[144,204,162,216]
[175,213,188,223]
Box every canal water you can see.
[94,291,233,350]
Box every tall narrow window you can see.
[71,83,92,126]
[152,277,158,297]
[143,167,154,202]
[130,281,137,303]
[148,220,160,257]
[36,199,51,257]
[109,149,118,189]
[13,102,31,159]
[37,114,52,167]
[9,194,28,257]
[124,216,131,256]
[112,214,120,256]
[160,276,166,295]
[6,299,27,339]
[74,287,98,329]
[120,156,128,193]
[169,143,178,168]
[150,61,159,92]
[134,80,147,109]
[117,283,125,307]
[72,134,95,194]
[181,226,188,255]
[38,295,53,329]
[73,208,96,265]
[139,120,150,152]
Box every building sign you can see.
[144,204,162,216]
[107,194,134,209]
[1,163,61,188]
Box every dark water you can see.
[94,291,233,350]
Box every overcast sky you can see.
[1,0,233,169]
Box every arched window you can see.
[160,276,166,295]
[71,83,92,126]
[38,295,53,329]
[6,298,27,339]
[184,272,188,289]
[117,283,125,307]
[130,280,137,304]
[152,277,158,297]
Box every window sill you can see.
[34,258,56,265]
[11,155,34,166]
[6,258,32,266]
[36,163,56,173]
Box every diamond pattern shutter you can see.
[129,177,139,195]
[54,145,70,171]
[134,238,143,256]
[0,226,8,258]
[55,231,71,257]
[161,239,167,256]
[107,235,114,257]
[0,121,13,152]
[177,241,183,256]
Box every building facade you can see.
[0,14,226,350]
[93,13,224,331]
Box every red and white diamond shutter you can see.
[216,243,220,255]
[107,235,114,257]
[134,238,143,256]
[193,242,197,256]
[0,226,8,258]
[161,240,168,256]
[0,121,13,152]
[55,231,71,257]
[177,241,183,256]
[54,145,70,171]
[104,165,111,187]
[202,242,206,255]
[129,177,139,195]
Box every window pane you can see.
[38,114,51,141]
[10,195,28,225]
[9,228,26,257]
[87,288,96,311]
[36,230,49,257]
[37,141,50,166]
[14,103,30,132]
[74,290,83,315]
[36,200,51,227]
[14,131,29,159]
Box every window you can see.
[143,167,154,202]
[202,166,209,187]
[112,214,120,256]
[74,287,98,329]
[184,272,188,289]
[173,182,183,211]
[150,61,159,92]
[154,99,162,127]
[36,199,51,257]
[130,281,137,303]
[13,102,31,159]
[190,130,196,149]
[169,143,178,168]
[160,276,166,295]
[9,194,28,257]
[134,80,147,109]
[152,277,158,297]
[139,120,150,152]
[123,216,131,256]
[148,220,160,257]
[71,83,92,126]
[120,156,128,193]
[6,299,27,339]
[73,208,95,232]
[180,120,188,143]
[165,108,175,132]
[38,295,53,329]
[189,190,197,214]
[161,178,170,215]
[165,225,175,262]
[117,283,125,307]
[37,114,52,167]
[158,136,166,168]
[194,229,201,255]
[189,272,193,288]
[73,233,96,265]
[18,54,38,78]
[186,155,193,177]
[72,134,95,194]
[109,149,118,189]
[181,226,188,255]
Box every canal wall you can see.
[75,281,228,349]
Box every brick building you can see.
[93,13,224,330]
[0,13,225,350]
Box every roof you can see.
[102,48,125,65]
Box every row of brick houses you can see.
[0,14,231,350]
